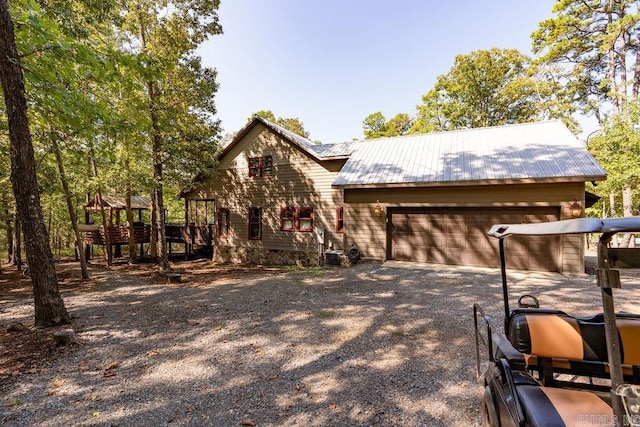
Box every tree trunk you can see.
[633,36,640,99]
[609,192,618,247]
[0,0,70,325]
[609,192,617,217]
[606,1,621,114]
[125,185,137,264]
[620,185,634,247]
[3,192,13,263]
[90,155,112,266]
[148,80,170,271]
[52,137,89,279]
[149,194,158,260]
[11,212,21,268]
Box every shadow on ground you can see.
[1,259,638,426]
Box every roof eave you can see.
[333,175,607,189]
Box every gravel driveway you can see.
[2,259,639,426]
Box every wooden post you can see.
[184,198,190,259]
[84,208,91,260]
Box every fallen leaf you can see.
[240,419,255,427]
[104,362,120,371]
[147,350,159,357]
[328,403,337,410]
[51,380,65,387]
[103,370,117,378]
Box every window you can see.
[248,156,273,178]
[280,207,296,231]
[299,207,313,232]
[280,207,313,232]
[217,208,230,238]
[248,207,262,240]
[336,207,344,233]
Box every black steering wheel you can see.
[518,294,539,308]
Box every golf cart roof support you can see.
[598,233,625,423]
[499,239,510,323]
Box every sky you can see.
[198,0,593,144]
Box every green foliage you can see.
[588,101,640,193]
[413,48,577,132]
[362,111,386,139]
[250,110,311,139]
[362,112,414,139]
[0,0,223,253]
[533,1,640,216]
[532,0,640,120]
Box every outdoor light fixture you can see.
[569,198,584,218]
[373,200,385,217]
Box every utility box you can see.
[325,250,343,267]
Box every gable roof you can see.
[332,120,606,188]
[85,195,151,211]
[220,116,329,162]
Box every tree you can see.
[533,1,640,229]
[120,0,222,270]
[413,48,577,132]
[386,113,415,137]
[362,112,388,139]
[532,0,640,121]
[588,102,640,244]
[250,110,311,138]
[362,112,415,139]
[0,0,70,326]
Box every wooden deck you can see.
[83,223,150,245]
[165,223,214,247]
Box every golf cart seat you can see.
[503,309,640,383]
[516,385,612,427]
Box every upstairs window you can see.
[217,208,230,238]
[248,207,262,240]
[280,207,313,232]
[336,207,344,233]
[248,156,273,178]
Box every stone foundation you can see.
[213,246,321,267]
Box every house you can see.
[180,116,606,273]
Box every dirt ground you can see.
[0,259,279,389]
[1,256,639,426]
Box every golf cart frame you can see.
[474,217,640,427]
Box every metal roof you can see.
[332,120,606,187]
[311,140,358,158]
[85,195,151,211]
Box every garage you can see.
[334,121,608,274]
[388,207,560,272]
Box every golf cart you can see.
[474,217,640,427]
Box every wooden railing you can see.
[165,223,214,246]
[84,224,150,245]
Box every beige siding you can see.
[344,182,586,273]
[185,123,345,253]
